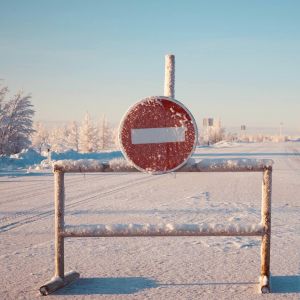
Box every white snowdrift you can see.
[211,141,241,148]
[0,148,45,170]
[50,149,123,161]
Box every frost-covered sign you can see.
[119,96,197,174]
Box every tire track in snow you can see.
[0,175,127,224]
[0,173,111,205]
[0,173,149,224]
[0,174,162,233]
[0,174,113,223]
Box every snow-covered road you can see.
[1,142,300,299]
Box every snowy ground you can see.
[0,142,300,299]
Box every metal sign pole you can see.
[164,54,175,98]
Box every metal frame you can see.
[39,158,273,295]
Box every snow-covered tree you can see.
[97,115,114,150]
[112,126,120,149]
[0,86,8,136]
[0,85,8,110]
[65,121,79,151]
[31,122,49,153]
[0,86,35,155]
[209,126,225,144]
[79,112,97,152]
[30,114,115,153]
[201,117,225,145]
[49,126,68,152]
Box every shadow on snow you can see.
[271,275,300,293]
[54,275,300,295]
[54,277,158,295]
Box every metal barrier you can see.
[39,158,273,295]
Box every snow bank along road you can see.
[0,142,299,299]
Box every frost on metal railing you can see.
[52,158,136,173]
[63,223,264,237]
[53,157,273,173]
[40,157,273,296]
[181,158,273,172]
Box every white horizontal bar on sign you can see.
[131,127,186,145]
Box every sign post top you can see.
[119,96,198,174]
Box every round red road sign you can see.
[119,96,198,174]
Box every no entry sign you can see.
[119,96,198,174]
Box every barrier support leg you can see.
[260,167,272,293]
[39,171,79,295]
[55,171,65,278]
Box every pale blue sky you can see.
[1,0,299,133]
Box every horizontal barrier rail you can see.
[40,158,273,295]
[53,158,273,173]
[62,223,265,237]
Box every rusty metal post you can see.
[54,171,65,278]
[260,167,272,293]
[40,171,79,295]
[164,54,175,98]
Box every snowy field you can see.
[1,142,300,299]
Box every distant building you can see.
[201,117,224,145]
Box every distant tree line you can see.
[31,112,118,153]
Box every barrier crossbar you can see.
[39,158,273,295]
